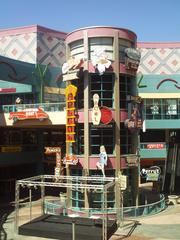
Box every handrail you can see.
[44,193,166,218]
[1,102,66,113]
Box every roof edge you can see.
[0,24,67,39]
[137,42,180,48]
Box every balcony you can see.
[0,102,66,126]
[140,142,167,159]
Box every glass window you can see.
[90,73,114,108]
[144,99,179,120]
[90,124,114,155]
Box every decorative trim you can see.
[137,42,180,48]
[139,93,180,98]
[0,25,67,39]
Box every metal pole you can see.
[14,181,20,233]
[41,176,45,215]
[72,220,76,240]
[29,188,32,222]
[121,191,124,227]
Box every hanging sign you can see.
[44,146,62,177]
[92,94,101,125]
[65,84,77,143]
[62,57,84,81]
[100,106,113,124]
[125,48,141,70]
[63,155,78,165]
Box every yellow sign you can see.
[45,147,61,154]
[1,146,22,152]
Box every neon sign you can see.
[65,84,77,143]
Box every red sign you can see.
[9,107,49,123]
[63,155,78,165]
[100,106,112,124]
[0,88,16,92]
[147,144,164,149]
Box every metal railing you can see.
[44,193,166,218]
[1,102,66,113]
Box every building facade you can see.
[0,24,179,207]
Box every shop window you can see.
[90,74,114,108]
[89,37,113,61]
[69,39,84,59]
[164,99,177,119]
[144,99,180,120]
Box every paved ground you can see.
[1,202,180,240]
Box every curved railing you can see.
[123,194,166,217]
[1,102,66,113]
[44,194,166,218]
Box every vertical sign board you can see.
[44,147,61,177]
[65,84,78,143]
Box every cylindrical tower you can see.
[64,26,140,213]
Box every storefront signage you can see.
[125,48,141,70]
[126,154,138,167]
[1,146,22,152]
[44,146,62,177]
[65,84,77,143]
[63,155,78,165]
[0,88,16,93]
[44,147,61,154]
[146,143,164,149]
[140,166,161,181]
[9,108,49,123]
[62,58,84,74]
[91,47,111,75]
[63,71,79,81]
[125,107,142,130]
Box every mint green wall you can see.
[0,80,32,93]
[145,119,180,129]
[138,74,180,93]
[0,55,65,92]
[140,148,167,159]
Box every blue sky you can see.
[1,0,180,42]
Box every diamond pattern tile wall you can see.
[0,33,37,63]
[37,32,65,67]
[138,48,180,74]
[0,30,65,67]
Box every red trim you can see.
[137,42,180,48]
[0,25,67,39]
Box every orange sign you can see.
[65,84,77,143]
[9,107,49,123]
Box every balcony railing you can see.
[1,102,66,113]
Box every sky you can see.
[1,0,180,42]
